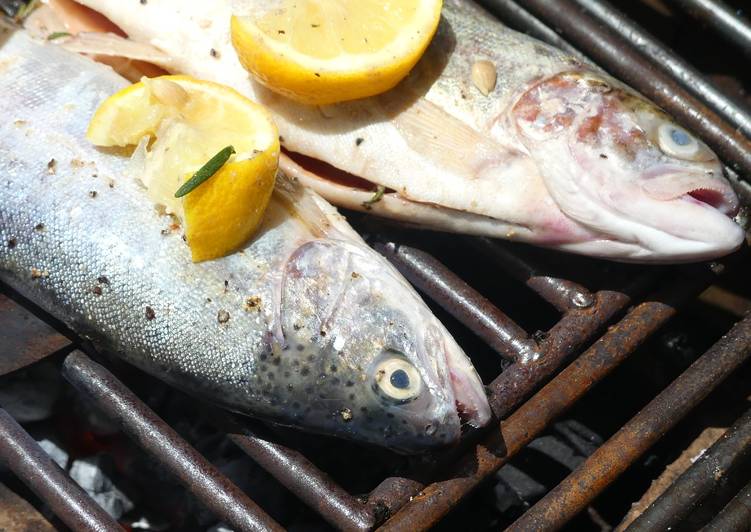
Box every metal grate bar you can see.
[506,312,751,531]
[702,478,751,532]
[60,351,284,532]
[365,477,425,525]
[626,406,751,531]
[470,237,596,313]
[374,240,537,362]
[501,0,751,177]
[224,417,374,532]
[486,273,653,417]
[0,408,121,532]
[376,271,709,531]
[475,0,585,58]
[571,0,751,137]
[0,293,71,375]
[665,0,751,58]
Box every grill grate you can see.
[626,405,751,530]
[2,0,751,530]
[666,0,751,59]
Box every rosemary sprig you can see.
[12,0,38,22]
[47,31,72,40]
[361,185,385,210]
[174,146,235,198]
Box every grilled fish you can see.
[0,30,491,452]
[60,0,747,262]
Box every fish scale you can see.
[0,30,491,452]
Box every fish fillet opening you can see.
[284,149,395,195]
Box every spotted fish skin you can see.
[0,31,491,452]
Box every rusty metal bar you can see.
[506,313,751,532]
[374,240,538,362]
[225,417,373,532]
[61,351,283,532]
[701,478,751,532]
[666,0,751,58]
[512,0,751,177]
[0,293,71,375]
[475,0,584,58]
[486,264,662,417]
[0,481,57,531]
[469,237,596,313]
[377,271,708,531]
[0,408,121,532]
[626,407,751,531]
[366,477,425,525]
[486,287,629,416]
[570,0,751,137]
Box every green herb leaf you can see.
[361,185,385,210]
[13,0,39,23]
[47,31,72,40]
[174,145,236,198]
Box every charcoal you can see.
[71,396,121,436]
[553,420,603,457]
[527,435,586,471]
[212,441,288,517]
[0,362,61,422]
[493,464,547,512]
[129,514,171,531]
[36,438,69,470]
[69,453,134,519]
[207,523,234,532]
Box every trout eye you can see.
[373,353,422,403]
[657,123,702,160]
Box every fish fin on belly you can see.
[381,95,527,184]
[24,4,171,80]
[272,167,368,244]
[280,153,535,242]
[59,32,173,66]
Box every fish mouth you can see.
[550,148,745,261]
[685,188,734,213]
[641,168,740,217]
[625,174,745,261]
[441,341,493,430]
[417,322,492,442]
[451,378,492,429]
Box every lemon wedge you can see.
[87,75,280,262]
[230,0,443,105]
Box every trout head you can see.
[263,238,491,453]
[511,70,744,262]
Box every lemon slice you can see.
[87,75,280,262]
[230,0,443,105]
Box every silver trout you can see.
[0,30,491,452]
[52,0,746,262]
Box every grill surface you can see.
[2,1,751,531]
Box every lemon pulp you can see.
[87,75,280,262]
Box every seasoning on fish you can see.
[362,185,386,210]
[73,0,744,262]
[0,32,491,452]
[470,59,496,96]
